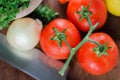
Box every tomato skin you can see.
[77,33,118,75]
[59,0,69,4]
[67,0,107,32]
[40,19,81,60]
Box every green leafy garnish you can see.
[33,5,59,25]
[0,0,30,29]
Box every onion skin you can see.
[6,18,43,51]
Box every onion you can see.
[6,18,43,51]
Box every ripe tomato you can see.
[40,19,81,60]
[67,0,107,32]
[59,0,69,4]
[77,32,118,75]
[105,0,120,16]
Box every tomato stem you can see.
[58,48,75,76]
[88,39,101,46]
[58,6,99,76]
[86,13,93,28]
[64,39,72,50]
[58,22,99,76]
[74,22,99,51]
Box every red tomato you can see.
[77,32,118,75]
[67,0,107,32]
[40,19,81,60]
[59,0,69,4]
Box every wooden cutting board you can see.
[0,0,120,80]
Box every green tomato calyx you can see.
[76,5,92,21]
[93,42,111,58]
[88,39,111,57]
[50,27,67,47]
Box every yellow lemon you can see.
[105,0,120,16]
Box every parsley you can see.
[0,0,30,30]
[33,5,59,25]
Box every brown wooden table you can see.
[0,59,35,80]
[0,0,120,80]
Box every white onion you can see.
[6,18,43,51]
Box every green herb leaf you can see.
[33,5,59,25]
[0,0,30,30]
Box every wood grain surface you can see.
[0,0,120,80]
[0,59,35,80]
